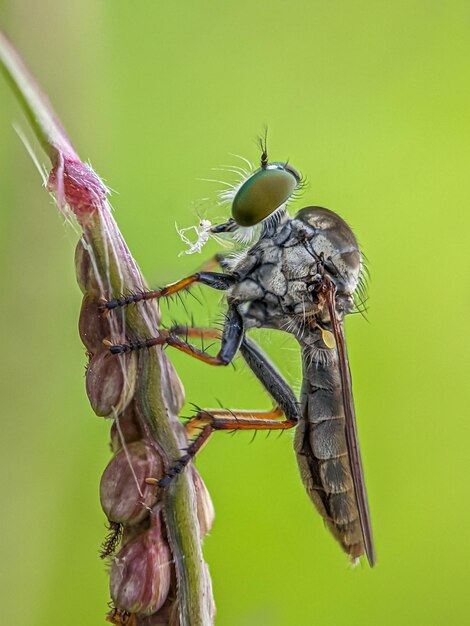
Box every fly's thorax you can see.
[226,218,324,329]
[226,207,361,331]
[292,206,362,305]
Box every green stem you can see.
[0,29,213,626]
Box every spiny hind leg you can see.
[157,335,300,487]
[157,406,297,487]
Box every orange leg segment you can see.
[103,271,234,312]
[158,406,297,487]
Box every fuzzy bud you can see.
[86,347,137,417]
[100,441,163,525]
[48,156,106,223]
[110,512,171,616]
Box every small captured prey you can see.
[103,144,376,567]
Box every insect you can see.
[103,140,376,567]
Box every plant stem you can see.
[0,29,214,626]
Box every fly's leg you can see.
[103,271,235,312]
[107,306,244,367]
[157,406,294,487]
[157,335,300,487]
[239,335,299,422]
[168,326,222,341]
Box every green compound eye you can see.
[232,162,301,227]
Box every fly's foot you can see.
[102,335,167,355]
[98,296,111,316]
[101,292,146,313]
[155,453,193,488]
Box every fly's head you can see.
[179,138,304,258]
[231,134,302,228]
[211,137,304,249]
[230,160,301,228]
[293,206,364,319]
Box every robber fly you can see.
[104,141,376,567]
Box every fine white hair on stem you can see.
[80,234,106,293]
[98,218,125,334]
[112,407,144,500]
[16,124,82,232]
[97,208,136,392]
[13,123,48,185]
[55,152,66,215]
[99,211,113,295]
[86,158,112,196]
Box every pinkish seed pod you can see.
[48,157,106,223]
[190,466,215,537]
[86,347,137,417]
[168,599,180,626]
[100,440,163,525]
[79,295,113,355]
[201,561,216,625]
[121,517,151,548]
[160,355,185,416]
[110,512,171,616]
[109,405,143,453]
[133,596,177,625]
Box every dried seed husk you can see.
[190,466,215,537]
[168,599,180,626]
[110,511,171,616]
[79,294,113,355]
[159,355,185,416]
[86,347,137,417]
[121,516,151,547]
[134,597,179,625]
[100,441,163,525]
[131,547,178,625]
[201,561,216,624]
[110,404,144,453]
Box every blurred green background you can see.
[1,1,470,625]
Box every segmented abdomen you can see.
[294,344,364,561]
